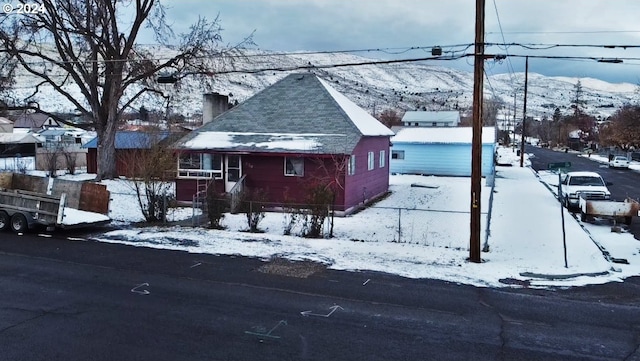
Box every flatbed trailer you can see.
[0,172,110,232]
[578,195,640,225]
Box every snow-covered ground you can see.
[48,147,640,289]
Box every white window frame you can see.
[379,150,386,168]
[348,155,356,175]
[284,157,304,177]
[367,151,374,171]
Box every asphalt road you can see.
[526,145,640,240]
[2,230,640,360]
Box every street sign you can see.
[548,162,571,170]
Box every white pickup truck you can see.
[560,171,611,210]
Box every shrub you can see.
[282,205,303,236]
[237,188,268,233]
[206,182,228,229]
[301,183,334,238]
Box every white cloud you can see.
[146,1,640,82]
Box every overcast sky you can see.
[155,0,640,84]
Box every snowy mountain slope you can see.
[3,48,637,121]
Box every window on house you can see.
[368,151,374,170]
[179,153,201,169]
[348,155,356,175]
[379,150,386,168]
[285,157,304,176]
[432,122,437,126]
[391,150,405,160]
[178,153,223,179]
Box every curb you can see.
[519,270,610,280]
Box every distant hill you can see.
[3,48,638,122]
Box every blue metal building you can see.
[390,127,495,177]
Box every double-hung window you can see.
[348,155,356,175]
[367,151,374,171]
[379,150,386,168]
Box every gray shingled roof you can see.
[175,73,391,154]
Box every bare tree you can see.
[600,105,640,149]
[118,132,179,223]
[0,0,252,180]
[376,109,402,128]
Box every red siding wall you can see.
[175,138,390,213]
[243,154,347,209]
[175,153,348,209]
[86,148,154,177]
[344,136,391,211]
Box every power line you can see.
[487,30,640,35]
[490,0,516,86]
[7,41,640,69]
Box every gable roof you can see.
[392,127,495,145]
[84,131,174,149]
[402,111,460,124]
[0,133,42,144]
[175,73,393,154]
[11,113,60,129]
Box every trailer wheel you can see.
[0,211,9,231]
[625,216,633,225]
[10,213,28,233]
[580,211,590,223]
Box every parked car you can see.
[609,155,630,169]
[560,171,611,210]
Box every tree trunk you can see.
[96,109,118,180]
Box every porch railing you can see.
[228,174,246,213]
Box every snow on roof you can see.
[317,77,394,137]
[0,133,41,143]
[391,126,495,144]
[401,111,460,123]
[182,131,345,152]
[0,116,12,124]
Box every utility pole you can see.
[520,56,529,167]
[512,92,516,149]
[470,0,485,263]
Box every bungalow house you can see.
[390,127,495,177]
[0,133,41,171]
[173,73,394,214]
[84,131,182,177]
[401,111,460,127]
[0,133,40,158]
[10,113,62,130]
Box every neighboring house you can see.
[0,117,13,133]
[0,133,41,158]
[35,128,88,171]
[172,73,394,214]
[11,113,62,130]
[390,127,495,177]
[401,111,460,127]
[0,133,41,171]
[84,131,181,176]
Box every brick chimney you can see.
[202,93,229,124]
